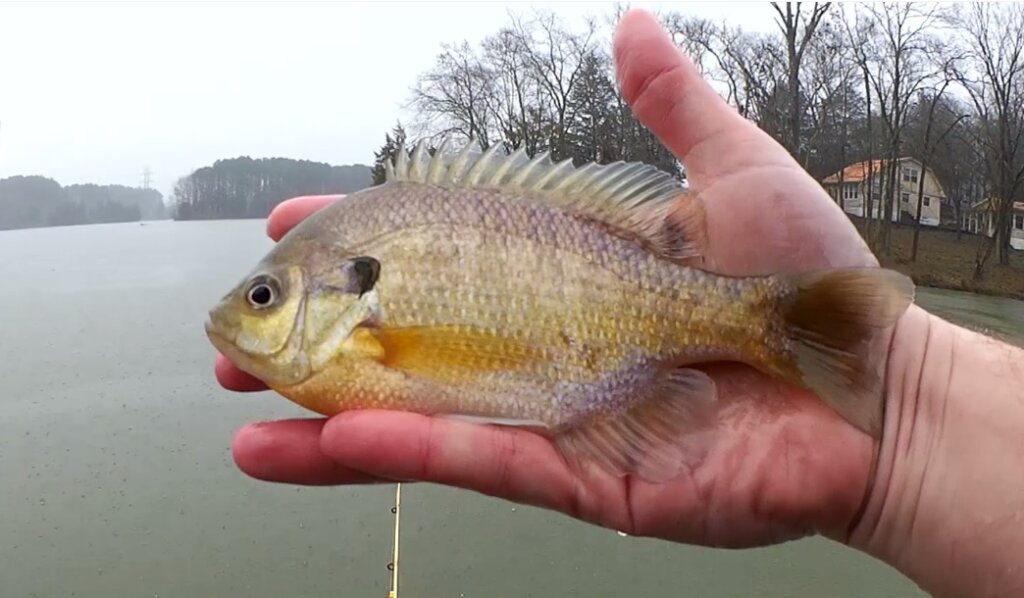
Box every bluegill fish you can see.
[205,140,914,482]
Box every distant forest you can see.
[170,157,371,220]
[0,156,373,230]
[0,176,166,231]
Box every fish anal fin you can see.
[553,367,718,483]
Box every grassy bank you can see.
[849,217,1024,300]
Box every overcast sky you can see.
[0,1,775,199]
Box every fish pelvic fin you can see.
[552,367,718,483]
[776,267,915,438]
[384,137,704,263]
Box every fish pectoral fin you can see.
[372,326,543,382]
[552,367,718,484]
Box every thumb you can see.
[613,9,762,182]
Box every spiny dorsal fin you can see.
[384,137,701,262]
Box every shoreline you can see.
[849,216,1024,302]
[908,278,1024,302]
[3,215,1021,302]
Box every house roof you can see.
[970,198,1024,212]
[822,157,919,184]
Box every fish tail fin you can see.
[775,267,915,438]
[552,367,718,483]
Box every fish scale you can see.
[206,139,916,482]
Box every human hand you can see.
[216,8,889,549]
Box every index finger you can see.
[318,410,631,528]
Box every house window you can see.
[902,167,918,183]
[1015,214,1024,230]
[923,196,931,207]
[901,193,910,203]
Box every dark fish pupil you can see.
[250,284,272,305]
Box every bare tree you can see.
[839,3,879,237]
[482,27,546,155]
[803,13,864,181]
[908,75,968,261]
[506,11,599,160]
[930,107,988,241]
[950,3,1024,273]
[408,41,497,148]
[771,2,832,158]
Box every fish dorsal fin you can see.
[385,137,702,262]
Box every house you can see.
[821,157,947,226]
[964,198,1024,250]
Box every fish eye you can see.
[245,275,280,309]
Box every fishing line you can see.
[385,481,401,598]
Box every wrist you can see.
[847,304,1024,597]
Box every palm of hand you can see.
[217,10,882,549]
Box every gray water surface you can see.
[4,220,1018,597]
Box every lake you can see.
[2,219,1020,597]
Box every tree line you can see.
[170,156,372,220]
[0,176,165,231]
[1,156,374,230]
[369,2,1023,278]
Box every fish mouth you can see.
[204,303,314,389]
[204,317,242,365]
[204,311,235,348]
[204,318,228,349]
[204,314,264,381]
[205,319,280,387]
